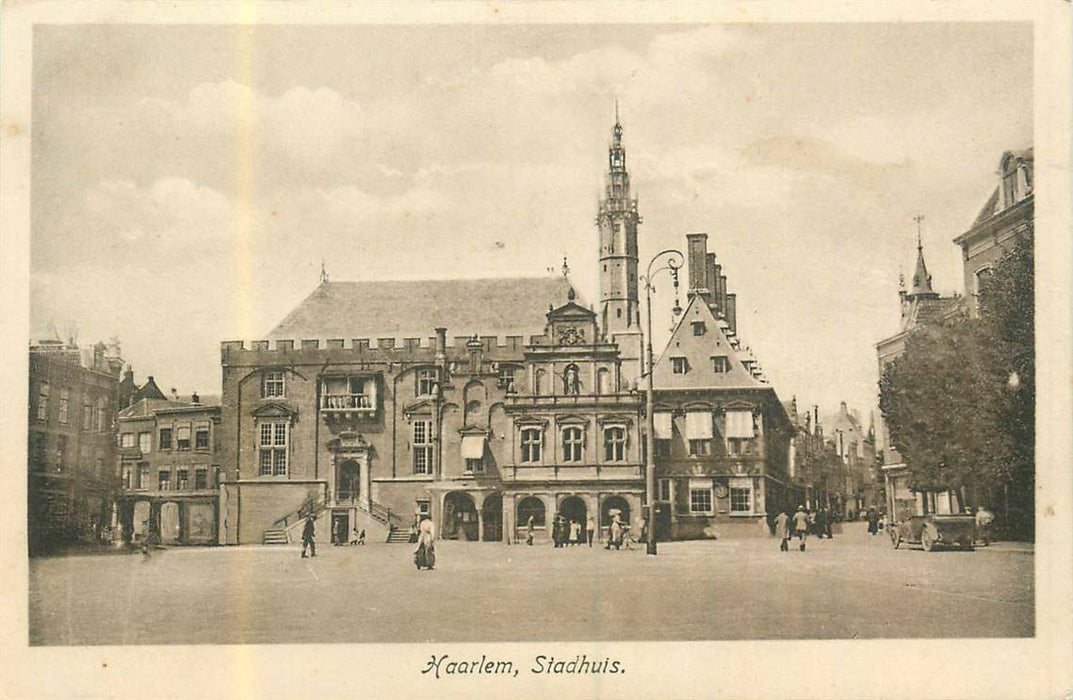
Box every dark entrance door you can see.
[654,502,673,541]
[482,493,503,542]
[560,496,586,543]
[331,510,349,546]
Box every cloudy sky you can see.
[31,22,1031,418]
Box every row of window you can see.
[122,464,210,491]
[671,355,730,375]
[120,428,211,453]
[34,383,109,431]
[518,425,627,464]
[269,364,618,405]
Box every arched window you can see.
[973,265,995,299]
[562,427,584,462]
[518,496,546,528]
[603,426,626,462]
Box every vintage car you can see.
[888,487,976,551]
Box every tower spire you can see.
[907,214,937,299]
[597,109,641,336]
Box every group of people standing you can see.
[542,514,596,547]
[773,505,834,552]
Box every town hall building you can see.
[217,117,793,545]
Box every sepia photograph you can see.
[2,2,1070,699]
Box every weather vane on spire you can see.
[561,253,570,277]
[913,213,925,251]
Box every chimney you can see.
[191,392,200,405]
[719,274,728,318]
[170,387,179,401]
[705,252,718,312]
[726,293,737,335]
[686,233,710,300]
[434,327,448,369]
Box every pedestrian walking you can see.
[526,515,535,546]
[332,519,343,546]
[867,507,879,536]
[774,510,790,551]
[301,514,317,558]
[975,505,995,546]
[414,516,436,570]
[586,516,595,547]
[569,519,581,546]
[792,506,809,551]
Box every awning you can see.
[685,411,713,439]
[724,410,755,439]
[460,435,486,459]
[653,412,673,439]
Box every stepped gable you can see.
[267,276,580,341]
[652,294,764,390]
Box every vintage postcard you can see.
[1,1,1070,698]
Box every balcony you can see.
[320,393,376,420]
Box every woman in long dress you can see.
[415,517,436,570]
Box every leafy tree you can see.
[879,230,1033,536]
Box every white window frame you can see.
[262,370,285,398]
[412,419,433,475]
[692,321,706,336]
[194,466,208,490]
[58,388,70,424]
[689,487,713,515]
[138,432,151,454]
[158,427,173,450]
[520,427,543,463]
[711,356,730,373]
[176,469,189,490]
[176,425,192,451]
[729,484,753,514]
[195,427,210,451]
[96,397,107,432]
[561,426,584,463]
[671,357,689,374]
[603,425,626,462]
[464,457,484,474]
[658,478,672,502]
[121,432,135,448]
[158,469,171,491]
[258,421,288,476]
[417,368,438,397]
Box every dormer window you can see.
[692,321,706,336]
[671,357,689,375]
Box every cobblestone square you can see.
[28,523,1033,645]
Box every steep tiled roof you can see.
[267,276,579,340]
[653,295,764,390]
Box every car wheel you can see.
[890,529,901,549]
[921,529,935,552]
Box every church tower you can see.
[597,111,641,336]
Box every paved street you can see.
[28,522,1033,645]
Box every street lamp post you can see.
[641,248,684,556]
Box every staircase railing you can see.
[272,492,329,530]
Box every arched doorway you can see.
[560,495,587,526]
[517,496,546,538]
[336,459,360,502]
[482,492,503,542]
[160,502,181,544]
[602,495,631,527]
[559,496,587,545]
[443,492,478,541]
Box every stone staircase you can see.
[263,528,289,545]
[386,526,414,544]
